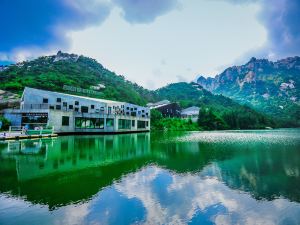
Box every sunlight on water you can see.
[173,129,300,145]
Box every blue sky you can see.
[1,0,299,89]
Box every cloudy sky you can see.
[1,0,299,89]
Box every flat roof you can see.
[24,87,125,105]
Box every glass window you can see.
[108,106,112,114]
[56,105,61,110]
[69,105,73,109]
[75,101,79,105]
[74,108,79,112]
[106,118,114,127]
[75,117,84,128]
[132,120,135,127]
[81,106,88,113]
[63,102,67,107]
[57,98,61,102]
[62,116,69,126]
[118,119,131,130]
[138,120,146,129]
[49,106,54,110]
[43,98,48,103]
[91,105,95,109]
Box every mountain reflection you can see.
[0,130,300,224]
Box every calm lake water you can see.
[0,129,299,225]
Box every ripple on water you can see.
[170,129,300,146]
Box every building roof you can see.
[181,106,200,115]
[23,87,125,105]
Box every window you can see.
[63,102,67,107]
[75,117,104,129]
[74,108,79,112]
[146,121,149,127]
[56,105,61,110]
[106,118,114,127]
[126,107,130,110]
[91,105,95,109]
[131,112,136,117]
[69,105,73,109]
[75,101,79,105]
[62,116,69,126]
[43,98,48,103]
[118,119,131,130]
[132,120,135,127]
[57,98,61,103]
[108,106,112,114]
[49,106,54,110]
[81,106,88,113]
[138,120,146,129]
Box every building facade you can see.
[2,87,150,133]
[152,102,181,118]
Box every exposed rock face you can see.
[197,56,300,124]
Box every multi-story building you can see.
[2,87,150,133]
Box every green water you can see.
[0,129,299,225]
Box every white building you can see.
[181,106,200,122]
[2,87,150,133]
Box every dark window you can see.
[69,105,73,109]
[134,108,137,110]
[75,101,79,105]
[74,108,79,112]
[57,98,61,103]
[138,120,146,129]
[132,120,135,127]
[81,106,88,113]
[49,106,54,110]
[126,107,130,110]
[56,105,61,110]
[63,102,67,107]
[131,112,136,117]
[62,116,69,126]
[131,108,133,111]
[142,110,145,113]
[146,121,149,127]
[43,98,48,103]
[91,105,95,109]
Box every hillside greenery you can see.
[0,52,157,106]
[0,52,285,130]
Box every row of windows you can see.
[43,98,148,115]
[72,117,114,129]
[62,117,148,129]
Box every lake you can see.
[0,129,299,225]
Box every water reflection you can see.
[0,129,299,225]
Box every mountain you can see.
[155,82,275,129]
[0,51,275,129]
[0,51,157,106]
[197,57,300,126]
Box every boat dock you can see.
[0,126,57,141]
